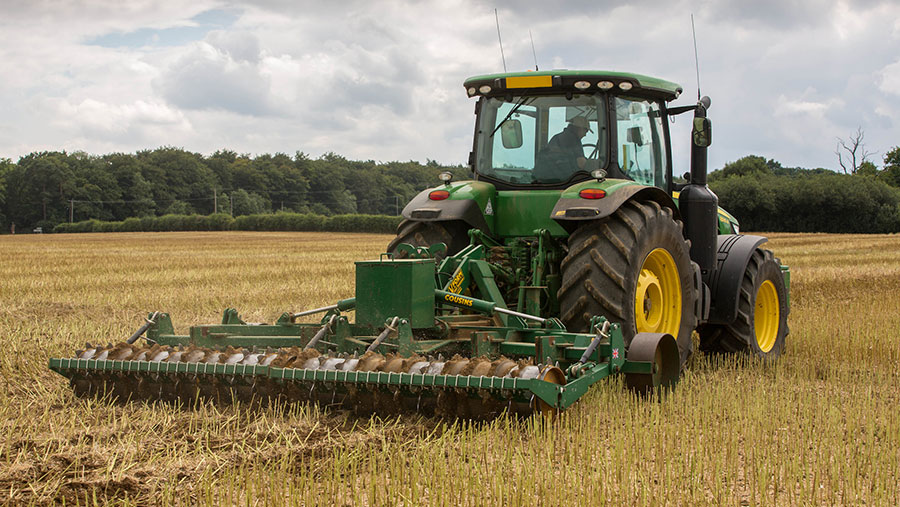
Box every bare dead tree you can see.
[835,126,875,174]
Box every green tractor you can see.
[390,70,789,362]
[49,70,790,419]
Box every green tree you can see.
[232,157,270,197]
[230,189,270,216]
[103,153,155,219]
[710,155,773,181]
[857,160,878,177]
[880,146,900,188]
[66,151,122,222]
[163,200,194,215]
[0,157,13,231]
[136,147,216,214]
[6,152,75,228]
[206,149,238,192]
[305,153,357,215]
[261,153,309,212]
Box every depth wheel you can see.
[698,248,789,360]
[624,332,680,394]
[558,199,696,366]
[387,220,470,262]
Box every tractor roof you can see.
[463,70,683,101]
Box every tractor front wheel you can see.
[558,199,696,366]
[698,248,789,359]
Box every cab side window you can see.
[615,98,667,188]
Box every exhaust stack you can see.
[679,96,718,284]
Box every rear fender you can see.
[706,234,768,325]
[401,180,494,233]
[551,180,679,233]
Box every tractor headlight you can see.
[438,171,454,185]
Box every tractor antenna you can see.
[691,14,701,100]
[495,8,507,72]
[529,29,539,71]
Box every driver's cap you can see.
[569,116,593,133]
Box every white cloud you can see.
[54,98,188,131]
[775,93,844,119]
[878,60,900,96]
[2,0,900,168]
[155,38,276,116]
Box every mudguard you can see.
[706,234,768,325]
[550,179,679,233]
[400,180,494,233]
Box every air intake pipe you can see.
[678,96,718,284]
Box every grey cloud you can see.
[206,30,262,63]
[702,0,892,30]
[299,43,424,128]
[155,42,275,116]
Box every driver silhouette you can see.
[533,116,592,182]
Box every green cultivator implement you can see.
[50,241,678,418]
[51,69,790,418]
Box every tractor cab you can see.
[465,71,682,192]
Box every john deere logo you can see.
[449,270,465,293]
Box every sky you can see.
[1,0,899,173]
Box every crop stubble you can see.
[0,231,898,505]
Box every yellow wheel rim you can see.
[754,280,780,352]
[634,248,682,337]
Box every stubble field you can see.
[1,231,898,505]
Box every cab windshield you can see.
[475,94,608,185]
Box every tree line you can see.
[0,148,469,232]
[3,146,900,234]
[710,148,900,233]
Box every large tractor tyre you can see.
[387,220,470,262]
[698,249,789,360]
[558,199,697,366]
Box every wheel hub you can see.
[634,248,682,336]
[754,280,780,352]
[637,270,663,329]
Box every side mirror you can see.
[692,117,712,148]
[626,126,644,146]
[501,119,523,149]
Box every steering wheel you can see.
[581,143,602,171]
[582,142,601,160]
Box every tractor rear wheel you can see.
[387,220,470,262]
[558,199,696,366]
[698,249,788,359]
